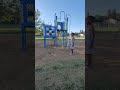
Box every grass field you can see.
[95,27,120,32]
[86,30,120,89]
[35,37,85,40]
[35,39,85,90]
[35,59,85,90]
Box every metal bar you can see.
[48,22,52,26]
[67,14,71,33]
[60,11,65,22]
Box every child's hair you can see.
[87,16,95,23]
[71,32,74,36]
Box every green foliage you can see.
[35,9,44,35]
[0,0,21,24]
[35,9,41,25]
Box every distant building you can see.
[95,18,119,28]
[104,18,117,24]
[80,34,84,36]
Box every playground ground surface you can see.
[35,39,85,66]
[35,31,120,89]
[35,39,85,89]
[1,27,120,89]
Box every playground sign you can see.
[43,25,57,48]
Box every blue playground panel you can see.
[57,22,64,30]
[43,25,57,48]
[56,22,68,46]
[20,0,35,49]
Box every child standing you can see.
[85,16,95,67]
[69,32,75,55]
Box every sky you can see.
[86,0,120,16]
[35,0,85,33]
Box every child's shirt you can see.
[69,36,75,49]
[85,24,95,54]
[85,24,94,47]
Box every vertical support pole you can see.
[44,37,46,48]
[60,22,64,47]
[21,0,27,49]
[55,26,57,47]
[62,31,64,47]
[43,26,46,48]
[65,30,67,47]
[54,38,57,47]
[55,14,58,46]
[22,25,26,48]
[66,17,68,47]
[54,13,57,26]
[21,0,35,49]
[54,38,55,46]
[67,15,71,48]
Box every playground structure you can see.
[43,25,57,48]
[43,11,71,48]
[20,0,35,49]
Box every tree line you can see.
[0,0,21,24]
[87,9,120,22]
[35,9,45,35]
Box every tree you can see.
[0,0,21,24]
[108,9,112,18]
[11,0,21,24]
[35,9,44,35]
[112,9,117,19]
[87,12,90,16]
[35,9,41,25]
[116,12,120,21]
[0,0,3,20]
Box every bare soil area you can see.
[35,40,85,67]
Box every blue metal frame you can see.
[57,22,64,30]
[43,25,57,48]
[57,22,64,46]
[54,12,69,47]
[20,0,35,49]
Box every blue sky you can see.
[35,0,85,32]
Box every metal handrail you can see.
[67,14,71,33]
[48,22,52,26]
[60,11,65,22]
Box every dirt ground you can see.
[35,39,85,67]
